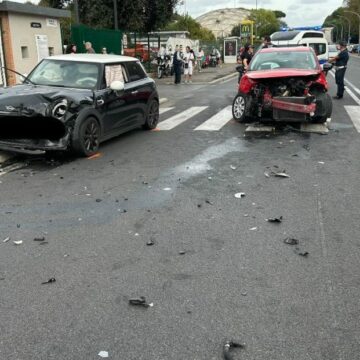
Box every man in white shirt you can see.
[183,46,194,84]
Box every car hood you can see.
[247,69,320,80]
[0,84,94,117]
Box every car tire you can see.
[143,99,159,130]
[312,92,332,123]
[71,116,100,157]
[232,93,248,122]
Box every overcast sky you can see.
[20,0,343,28]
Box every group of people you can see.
[172,45,198,84]
[65,42,108,55]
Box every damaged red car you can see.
[232,47,333,123]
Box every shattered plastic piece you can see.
[223,340,245,360]
[95,199,102,202]
[295,248,309,257]
[179,250,186,255]
[208,177,212,180]
[241,292,247,296]
[205,200,214,205]
[142,181,149,185]
[264,172,270,178]
[271,171,290,178]
[42,277,56,285]
[266,216,283,223]
[98,351,109,358]
[163,187,172,191]
[284,238,299,246]
[3,237,10,243]
[13,240,23,245]
[230,165,237,170]
[234,193,246,199]
[249,227,257,231]
[146,239,155,246]
[34,237,46,242]
[318,161,325,164]
[129,296,153,308]
[303,144,310,151]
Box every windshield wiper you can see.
[1,67,36,85]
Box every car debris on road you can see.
[129,296,153,308]
[223,340,245,360]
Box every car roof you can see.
[259,46,312,54]
[46,54,138,63]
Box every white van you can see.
[270,31,329,64]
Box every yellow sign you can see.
[240,20,254,45]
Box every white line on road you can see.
[157,106,208,130]
[345,106,360,133]
[345,78,360,96]
[159,107,175,115]
[194,106,233,131]
[329,71,360,105]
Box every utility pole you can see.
[114,0,119,30]
[74,0,79,24]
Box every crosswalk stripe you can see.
[157,106,208,130]
[345,106,360,133]
[159,107,175,115]
[194,106,233,131]
[345,79,360,96]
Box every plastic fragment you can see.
[271,171,290,178]
[179,250,186,255]
[223,340,245,360]
[249,227,257,231]
[3,237,10,243]
[230,165,237,170]
[295,248,309,257]
[318,161,325,164]
[13,240,23,245]
[264,172,270,178]
[129,296,153,308]
[98,351,109,358]
[266,216,283,223]
[163,187,172,191]
[205,200,214,205]
[34,237,46,242]
[234,193,246,199]
[95,199,102,202]
[146,238,155,246]
[283,238,299,245]
[42,277,56,285]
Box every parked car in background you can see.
[0,54,159,157]
[328,44,339,58]
[232,46,333,124]
[351,44,360,53]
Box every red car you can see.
[232,47,333,123]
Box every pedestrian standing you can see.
[85,41,95,54]
[241,44,254,70]
[183,46,194,84]
[173,45,183,85]
[65,44,77,54]
[196,47,204,72]
[329,41,349,99]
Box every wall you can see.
[8,12,63,82]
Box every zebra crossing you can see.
[157,105,234,131]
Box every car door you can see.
[123,61,152,125]
[94,63,138,137]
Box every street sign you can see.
[240,20,254,45]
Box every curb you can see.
[209,72,238,84]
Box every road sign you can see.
[240,21,254,45]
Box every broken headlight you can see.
[52,99,68,119]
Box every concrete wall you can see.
[7,13,63,82]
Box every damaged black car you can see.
[0,54,159,156]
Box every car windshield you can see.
[249,51,317,71]
[28,59,100,89]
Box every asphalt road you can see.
[1,70,360,360]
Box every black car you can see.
[0,54,159,156]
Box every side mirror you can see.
[110,80,124,92]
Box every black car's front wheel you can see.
[71,117,100,157]
[143,99,159,130]
[232,93,247,122]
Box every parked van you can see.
[271,31,329,64]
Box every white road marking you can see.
[0,162,26,177]
[345,106,360,132]
[345,79,360,96]
[157,106,208,130]
[194,106,233,131]
[329,71,360,105]
[159,107,175,115]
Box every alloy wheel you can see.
[234,96,245,119]
[83,120,99,152]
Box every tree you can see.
[164,14,215,41]
[273,10,286,19]
[249,9,281,38]
[38,0,71,8]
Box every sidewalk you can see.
[151,63,237,85]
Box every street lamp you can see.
[344,10,360,47]
[336,15,351,44]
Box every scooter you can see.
[209,54,218,67]
[157,54,173,79]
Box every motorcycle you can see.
[157,54,172,79]
[209,54,218,67]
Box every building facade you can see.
[0,1,70,86]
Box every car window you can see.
[250,51,317,71]
[104,64,127,87]
[125,61,146,82]
[28,59,100,89]
[308,43,327,56]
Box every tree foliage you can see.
[273,10,286,19]
[249,9,281,38]
[164,15,216,41]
